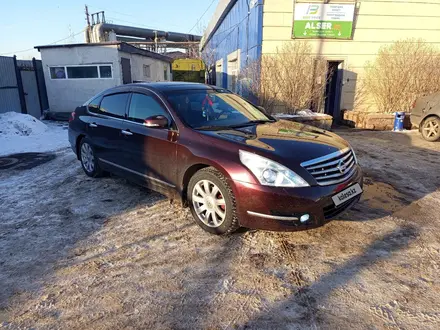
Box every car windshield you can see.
[163,89,273,129]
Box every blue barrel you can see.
[393,112,405,131]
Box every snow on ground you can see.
[275,109,329,118]
[0,112,70,156]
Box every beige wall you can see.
[262,0,440,111]
[119,52,171,82]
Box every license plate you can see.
[332,183,363,206]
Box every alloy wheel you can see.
[81,143,95,173]
[423,119,440,139]
[192,180,227,228]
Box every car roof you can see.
[130,82,220,92]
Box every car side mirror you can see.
[257,106,266,112]
[144,115,168,128]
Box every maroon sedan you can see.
[68,83,363,235]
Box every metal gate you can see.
[0,56,22,113]
[0,56,48,118]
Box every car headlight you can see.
[239,150,309,187]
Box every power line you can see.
[0,29,85,56]
[0,47,34,56]
[188,0,217,33]
[48,29,85,45]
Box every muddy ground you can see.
[0,129,439,329]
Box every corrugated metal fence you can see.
[0,55,48,118]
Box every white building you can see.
[35,42,172,114]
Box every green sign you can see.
[293,3,355,39]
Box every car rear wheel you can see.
[79,138,103,177]
[421,116,440,141]
[188,167,239,235]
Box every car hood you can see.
[197,119,350,164]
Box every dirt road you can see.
[0,129,439,329]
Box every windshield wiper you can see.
[193,125,230,131]
[229,119,275,128]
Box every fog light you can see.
[300,214,310,223]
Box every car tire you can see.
[188,167,239,235]
[79,138,103,177]
[421,116,440,142]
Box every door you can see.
[86,93,130,167]
[20,70,41,118]
[121,58,132,84]
[324,61,343,120]
[119,91,178,192]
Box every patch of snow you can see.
[0,112,69,156]
[0,112,47,136]
[275,109,329,118]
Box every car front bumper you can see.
[231,165,363,231]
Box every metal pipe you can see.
[98,23,201,42]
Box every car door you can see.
[85,92,130,167]
[119,89,178,192]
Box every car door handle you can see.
[89,122,98,128]
[121,129,133,136]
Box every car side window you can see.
[99,93,129,119]
[88,95,102,113]
[128,93,170,124]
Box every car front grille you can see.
[301,147,356,186]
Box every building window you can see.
[49,64,112,79]
[50,67,66,79]
[67,66,98,79]
[143,64,151,78]
[99,66,112,78]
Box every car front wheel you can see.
[79,138,103,177]
[421,116,440,141]
[188,167,239,235]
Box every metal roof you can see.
[201,0,237,50]
[131,82,216,91]
[34,42,173,63]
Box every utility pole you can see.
[85,4,91,43]
[85,4,91,27]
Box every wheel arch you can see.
[76,134,86,160]
[420,114,440,131]
[181,162,232,206]
[422,114,440,123]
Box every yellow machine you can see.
[172,59,206,83]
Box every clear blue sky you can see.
[0,0,218,59]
